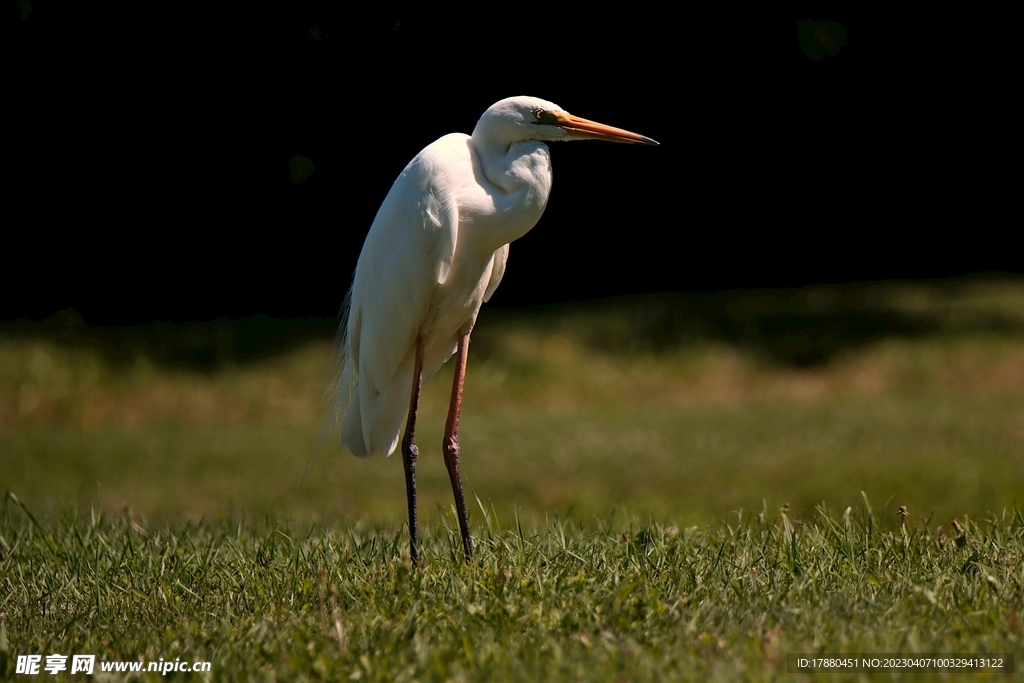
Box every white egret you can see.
[325,96,657,564]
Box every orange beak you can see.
[552,111,659,145]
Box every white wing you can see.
[326,135,468,458]
[483,243,509,303]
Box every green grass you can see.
[2,333,1022,525]
[1,499,1021,681]
[2,281,1024,679]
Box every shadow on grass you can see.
[479,277,1024,366]
[3,277,1023,370]
[0,312,338,372]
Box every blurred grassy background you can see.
[2,278,1023,529]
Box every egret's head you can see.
[473,96,659,148]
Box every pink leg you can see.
[443,332,473,560]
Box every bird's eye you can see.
[533,109,546,121]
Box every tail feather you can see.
[318,291,408,460]
[357,359,410,457]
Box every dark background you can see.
[6,4,1014,328]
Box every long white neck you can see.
[469,133,553,248]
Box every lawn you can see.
[2,280,1023,679]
